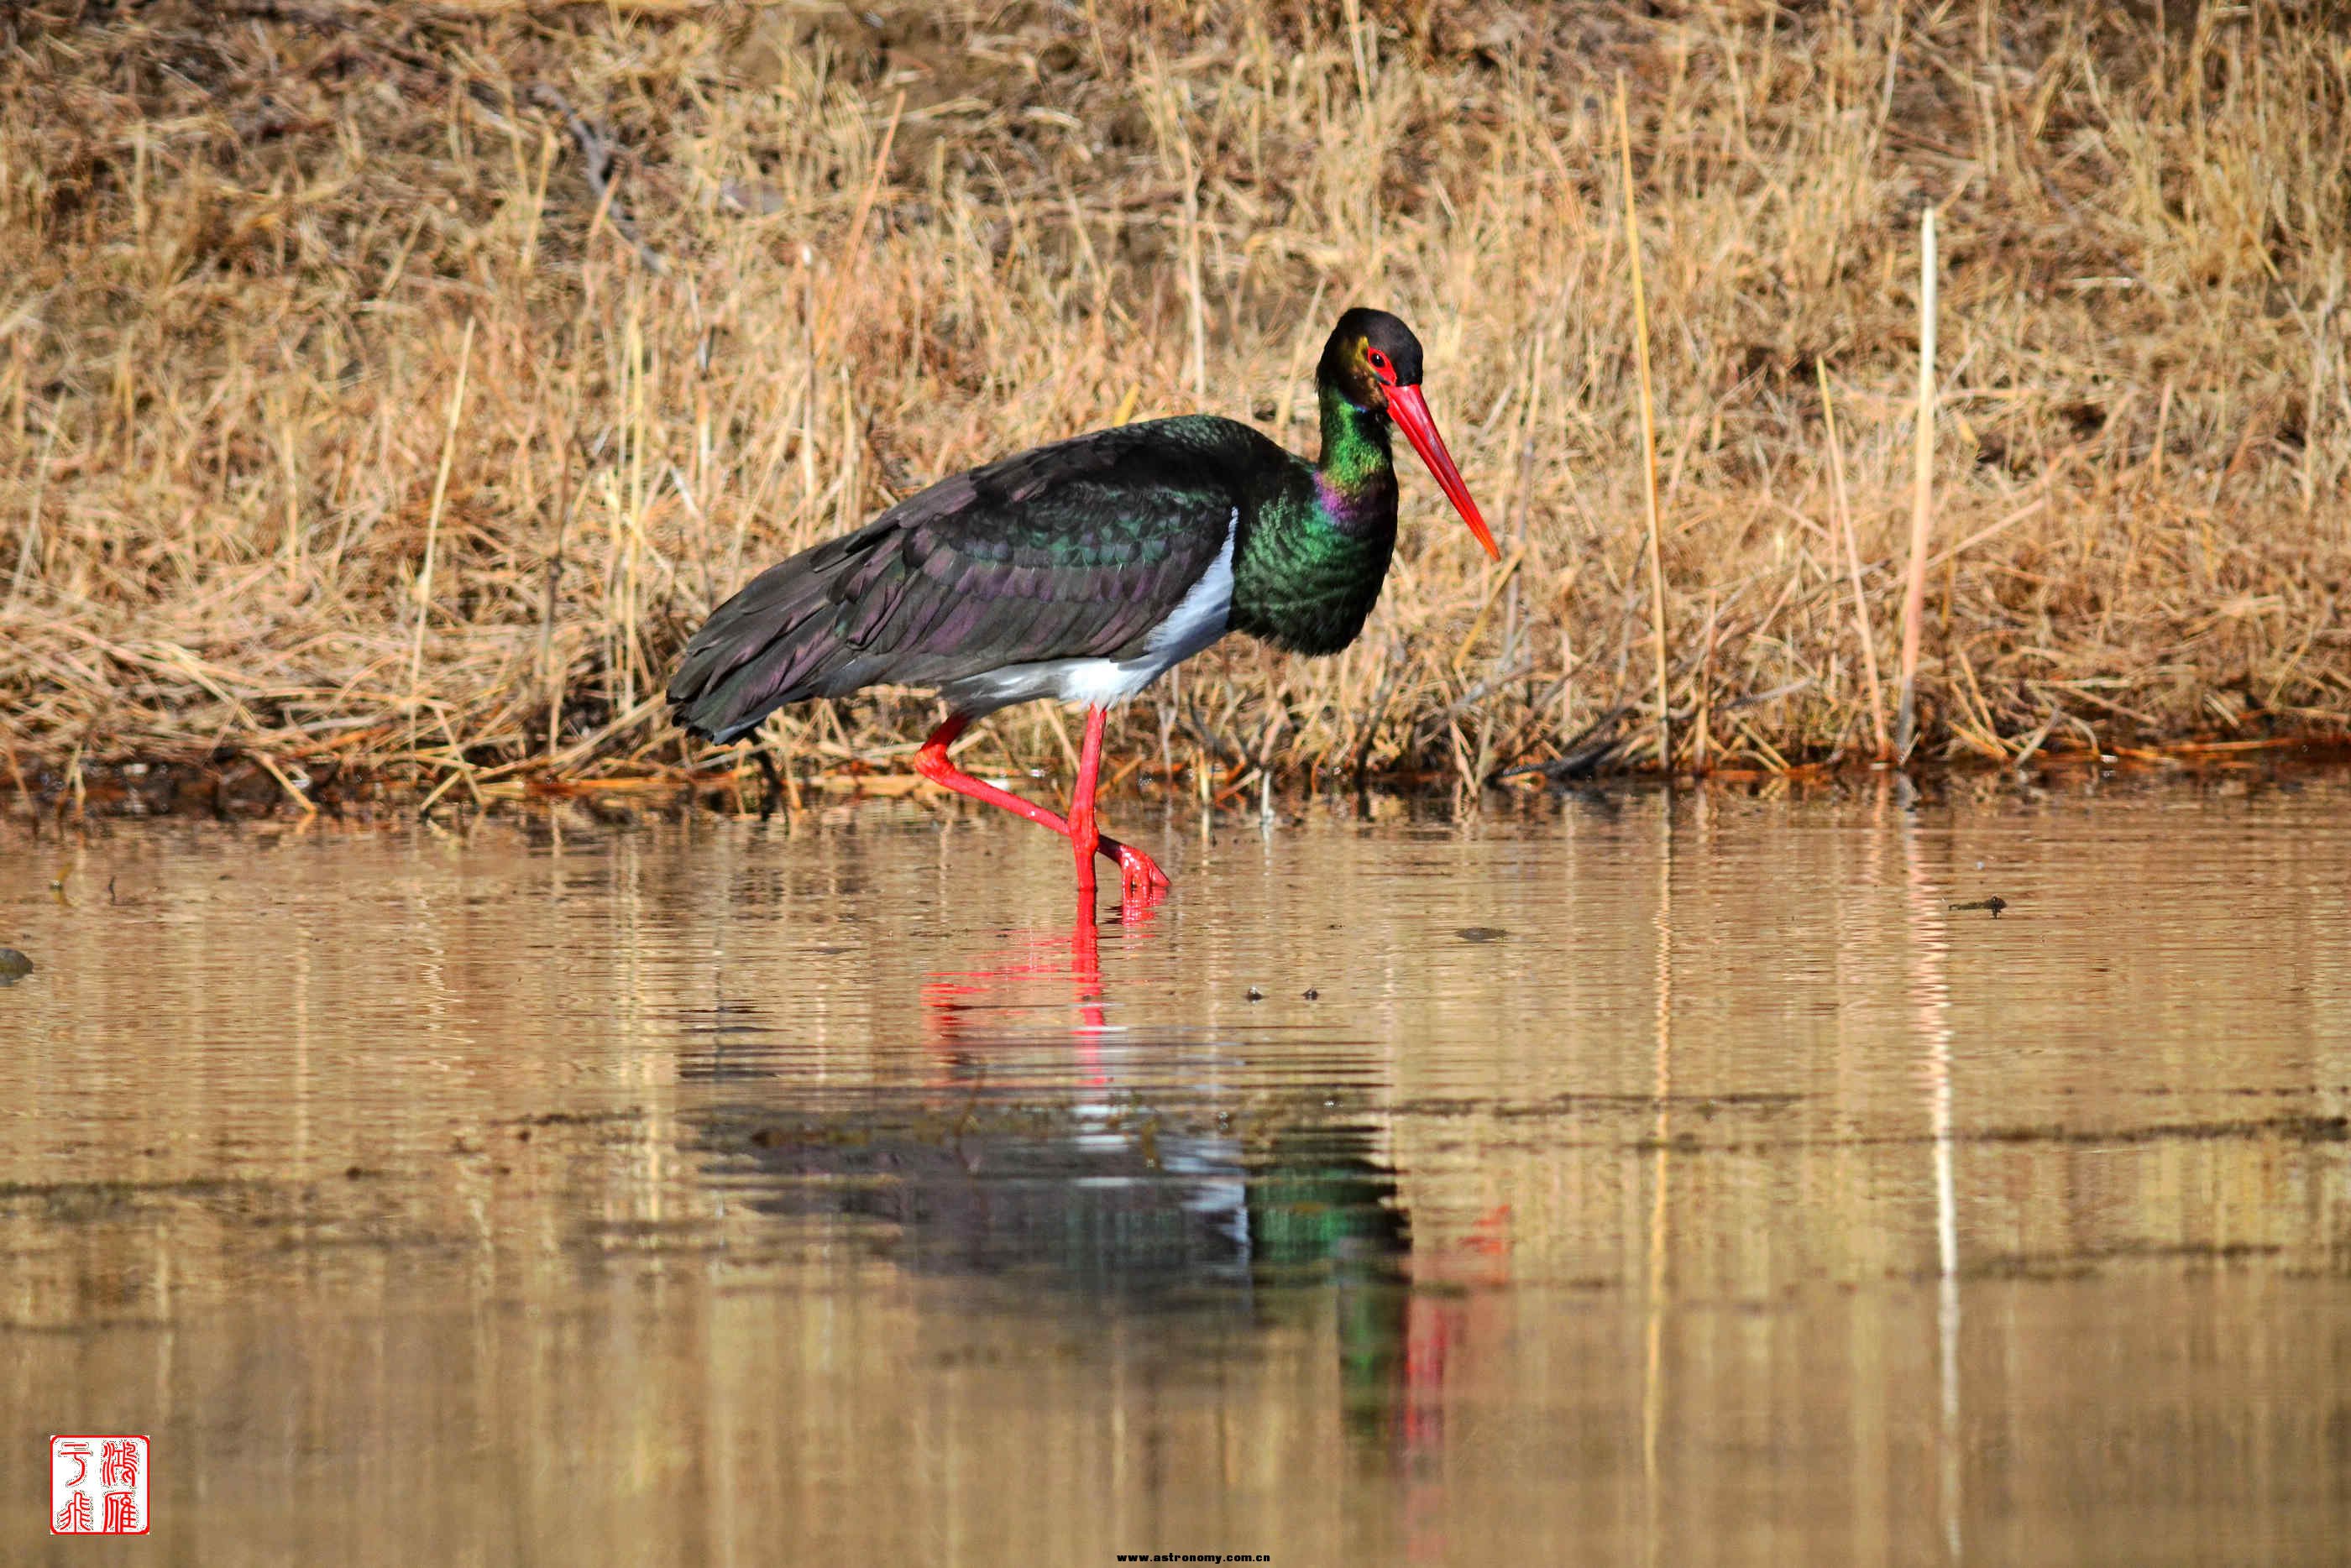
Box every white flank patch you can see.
[947,508,1237,713]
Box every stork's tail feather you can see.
[666,529,883,743]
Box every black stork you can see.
[667,307,1495,907]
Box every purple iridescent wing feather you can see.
[668,418,1261,743]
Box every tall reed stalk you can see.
[1896,208,1938,763]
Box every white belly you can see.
[940,510,1238,716]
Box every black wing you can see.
[668,418,1258,743]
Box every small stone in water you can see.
[0,949,32,984]
[1455,927,1509,943]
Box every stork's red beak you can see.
[1385,385,1499,561]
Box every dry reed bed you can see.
[3,1,2348,807]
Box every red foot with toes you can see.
[1103,839,1170,902]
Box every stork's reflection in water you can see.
[686,902,1506,1519]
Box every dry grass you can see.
[3,0,2350,808]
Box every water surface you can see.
[4,774,2349,1565]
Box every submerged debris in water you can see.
[1455,927,1509,943]
[1950,896,2009,918]
[0,949,32,984]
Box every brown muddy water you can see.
[3,774,2350,1565]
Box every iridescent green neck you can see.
[1312,384,1396,535]
[1226,387,1401,656]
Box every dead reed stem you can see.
[1819,364,1889,761]
[1895,208,1938,762]
[406,316,475,750]
[813,91,906,361]
[1616,75,1672,775]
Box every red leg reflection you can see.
[919,898,1163,1090]
[1401,1203,1514,1563]
[1070,899,1105,1083]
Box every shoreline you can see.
[6,732,2346,823]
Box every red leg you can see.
[913,713,1169,903]
[1067,707,1107,899]
[1066,706,1168,903]
[915,713,1067,834]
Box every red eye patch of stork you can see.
[1365,344,1399,387]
